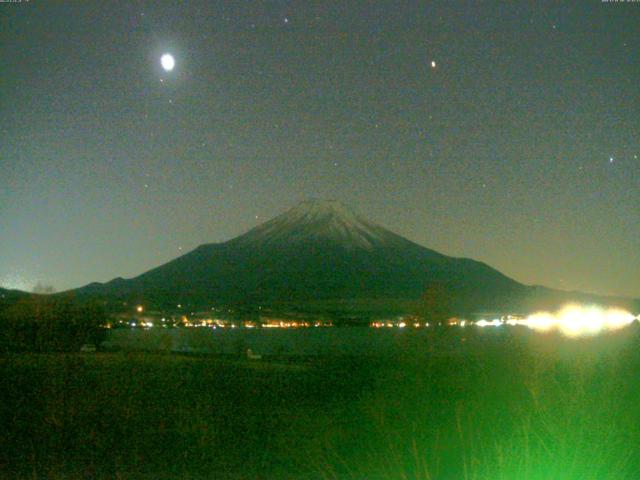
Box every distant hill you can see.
[0,287,29,302]
[0,287,31,312]
[69,199,639,317]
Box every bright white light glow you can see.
[476,319,502,328]
[514,304,636,337]
[161,53,175,71]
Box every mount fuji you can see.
[70,200,637,317]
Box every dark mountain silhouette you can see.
[0,288,32,315]
[0,287,29,303]
[69,200,638,317]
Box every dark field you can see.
[3,327,640,479]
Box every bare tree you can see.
[32,282,56,295]
[419,283,453,327]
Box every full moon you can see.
[161,53,175,72]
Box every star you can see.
[430,60,436,68]
[609,157,614,163]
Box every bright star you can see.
[431,60,436,68]
[161,53,175,72]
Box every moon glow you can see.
[161,53,175,72]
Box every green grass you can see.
[2,327,640,479]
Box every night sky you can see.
[1,1,639,298]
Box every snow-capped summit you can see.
[232,199,405,250]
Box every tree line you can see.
[0,295,106,352]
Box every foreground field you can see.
[2,327,640,479]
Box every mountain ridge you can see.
[66,199,638,317]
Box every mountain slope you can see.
[71,200,637,315]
